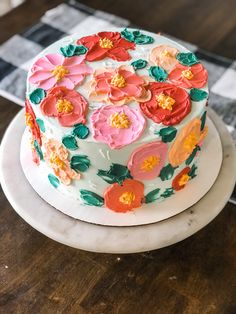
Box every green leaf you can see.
[33,140,43,160]
[160,188,174,198]
[189,164,197,178]
[73,124,90,139]
[176,52,199,66]
[121,28,154,44]
[131,59,148,70]
[60,44,88,57]
[190,88,208,101]
[157,126,177,143]
[70,155,90,172]
[145,188,160,204]
[97,163,132,184]
[149,66,168,82]
[62,135,78,150]
[48,174,60,188]
[200,111,207,131]
[80,189,104,206]
[185,146,200,165]
[159,164,177,181]
[36,118,45,133]
[29,88,46,105]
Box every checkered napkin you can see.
[0,0,235,202]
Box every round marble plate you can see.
[20,115,222,226]
[0,108,235,253]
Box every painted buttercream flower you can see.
[88,65,151,105]
[77,31,135,62]
[127,141,168,180]
[40,86,88,127]
[172,167,191,191]
[91,105,146,149]
[104,179,144,212]
[44,138,80,185]
[149,45,179,72]
[140,82,191,126]
[30,138,40,165]
[25,98,41,146]
[29,53,93,90]
[168,63,208,89]
[169,117,208,167]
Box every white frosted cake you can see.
[25,28,208,213]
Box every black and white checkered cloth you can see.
[0,0,235,202]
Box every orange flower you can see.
[169,117,208,167]
[172,167,191,191]
[104,179,144,213]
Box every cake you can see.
[25,28,208,213]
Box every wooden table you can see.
[1,1,235,313]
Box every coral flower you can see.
[140,82,191,126]
[44,138,80,185]
[77,31,135,62]
[127,141,168,180]
[29,53,93,90]
[25,98,41,146]
[40,86,88,127]
[89,65,151,105]
[169,117,208,167]
[104,179,144,212]
[149,45,179,72]
[172,167,191,191]
[168,63,208,89]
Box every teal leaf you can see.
[145,188,160,204]
[121,28,154,44]
[190,88,208,101]
[80,189,104,206]
[185,146,200,165]
[60,44,88,57]
[73,124,90,139]
[189,164,197,178]
[33,140,43,160]
[62,135,78,150]
[159,164,177,181]
[97,163,132,185]
[29,88,46,105]
[200,111,207,131]
[36,118,45,133]
[176,52,199,66]
[70,155,90,172]
[131,59,148,70]
[48,174,60,188]
[149,66,168,82]
[156,126,177,143]
[160,188,174,198]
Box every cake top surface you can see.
[27,28,208,149]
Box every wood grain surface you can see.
[0,1,236,313]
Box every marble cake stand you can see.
[0,108,235,253]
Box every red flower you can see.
[25,99,41,146]
[140,82,191,126]
[168,63,208,89]
[77,31,135,62]
[172,167,191,191]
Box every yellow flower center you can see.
[110,113,130,129]
[119,191,135,205]
[161,50,172,57]
[50,152,65,169]
[184,133,198,153]
[178,174,191,186]
[51,65,69,82]
[56,99,74,114]
[181,69,194,80]
[141,155,160,171]
[99,37,114,49]
[110,73,126,88]
[25,113,33,128]
[156,93,176,111]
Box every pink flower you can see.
[91,105,146,149]
[127,141,168,180]
[44,138,80,185]
[149,45,179,72]
[29,53,93,90]
[88,65,151,105]
[40,86,88,127]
